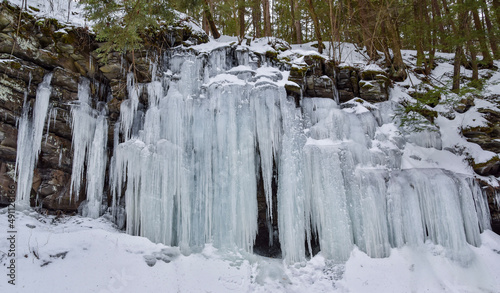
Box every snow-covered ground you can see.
[1,210,500,293]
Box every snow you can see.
[8,0,88,28]
[1,210,500,292]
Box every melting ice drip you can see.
[107,48,491,264]
[15,74,53,209]
[70,79,108,219]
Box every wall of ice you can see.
[105,47,491,263]
[64,46,491,264]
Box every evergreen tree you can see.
[81,0,173,62]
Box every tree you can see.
[305,0,324,53]
[357,0,379,60]
[262,0,272,36]
[81,0,173,65]
[252,0,262,38]
[471,2,493,67]
[452,0,469,93]
[482,0,499,59]
[238,0,245,40]
[202,0,221,38]
[290,0,302,44]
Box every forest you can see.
[80,0,500,92]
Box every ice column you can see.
[15,73,53,209]
[277,95,308,264]
[70,79,108,218]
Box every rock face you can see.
[0,3,206,213]
[287,55,337,101]
[287,59,389,104]
[462,104,500,232]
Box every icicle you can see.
[277,95,308,264]
[15,73,53,209]
[120,73,141,139]
[83,103,108,218]
[303,143,353,261]
[70,79,109,218]
[251,84,282,237]
[58,146,63,167]
[70,79,96,201]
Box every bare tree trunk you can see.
[358,0,378,60]
[67,0,71,22]
[262,0,272,37]
[472,7,493,67]
[252,0,262,38]
[202,13,210,34]
[328,0,340,59]
[452,45,463,93]
[483,0,500,59]
[431,0,449,51]
[238,0,245,40]
[414,0,425,68]
[464,16,479,82]
[452,1,468,93]
[493,0,500,27]
[305,0,323,53]
[290,0,302,44]
[380,22,393,68]
[290,0,297,43]
[203,0,220,39]
[386,15,405,78]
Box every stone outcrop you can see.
[287,58,389,104]
[462,108,500,154]
[287,55,337,101]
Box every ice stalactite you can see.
[70,78,108,218]
[84,105,108,218]
[251,84,282,245]
[15,73,53,209]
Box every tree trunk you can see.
[468,42,479,82]
[262,0,272,37]
[328,0,339,59]
[305,0,324,53]
[414,0,425,68]
[493,0,500,27]
[386,14,405,78]
[290,0,302,44]
[202,13,210,35]
[380,22,393,68]
[472,7,493,67]
[452,45,463,93]
[203,0,220,39]
[452,1,468,93]
[252,0,262,38]
[238,0,245,40]
[358,0,378,60]
[431,0,449,51]
[483,0,500,59]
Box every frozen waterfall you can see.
[15,73,53,209]
[66,47,492,264]
[70,79,108,219]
